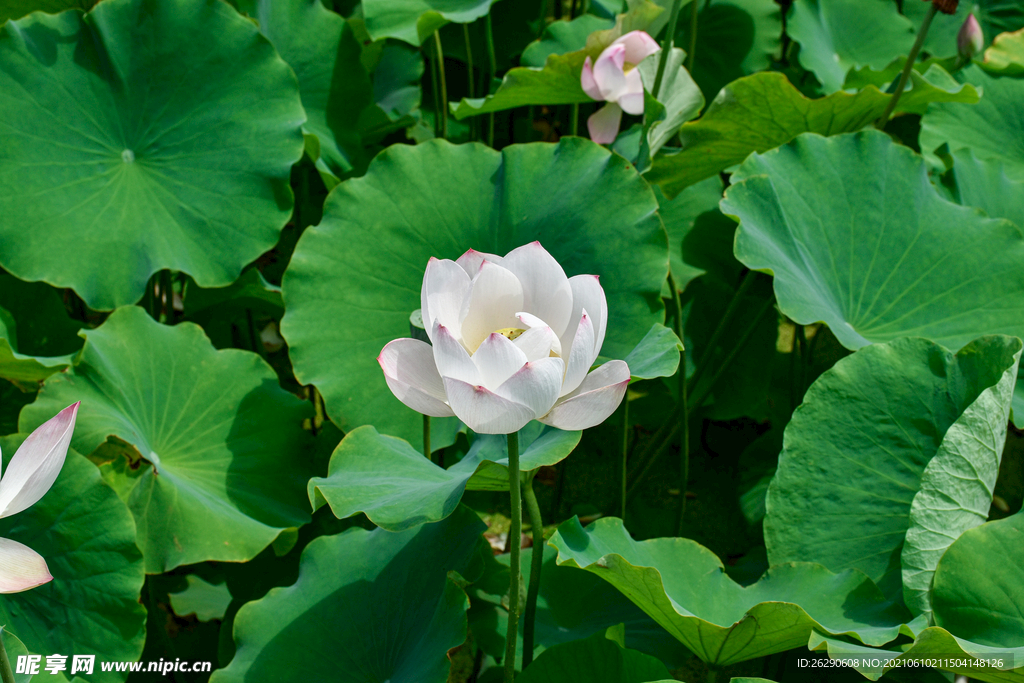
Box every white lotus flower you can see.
[0,402,78,593]
[580,30,661,144]
[378,242,630,434]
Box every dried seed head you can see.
[926,0,959,15]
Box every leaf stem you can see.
[652,0,685,99]
[504,430,522,683]
[620,395,630,520]
[876,2,938,128]
[485,13,497,147]
[686,0,699,73]
[571,103,579,136]
[464,23,477,141]
[423,414,431,460]
[0,628,15,683]
[428,35,441,138]
[522,473,545,668]
[668,271,689,536]
[434,31,449,140]
[687,270,755,392]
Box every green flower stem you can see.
[687,270,755,392]
[428,35,441,138]
[876,2,939,128]
[485,13,497,147]
[686,0,699,73]
[668,271,689,536]
[504,430,522,683]
[571,103,579,136]
[620,395,630,520]
[245,308,266,360]
[423,414,431,460]
[652,0,685,99]
[159,269,173,322]
[522,472,545,668]
[464,24,476,141]
[434,31,448,140]
[0,629,15,683]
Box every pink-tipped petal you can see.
[562,275,608,362]
[433,323,481,385]
[502,242,573,338]
[378,339,455,418]
[539,360,630,430]
[593,43,628,100]
[0,402,78,518]
[456,249,505,276]
[513,325,561,361]
[443,377,535,434]
[459,261,525,352]
[561,309,596,397]
[581,57,602,100]
[614,30,661,66]
[472,333,529,390]
[421,258,471,341]
[618,69,646,115]
[495,357,565,419]
[587,103,623,144]
[0,537,52,593]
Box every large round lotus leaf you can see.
[211,506,485,683]
[721,130,1024,351]
[0,274,83,384]
[0,0,305,310]
[362,0,494,44]
[921,65,1024,182]
[0,438,146,682]
[282,138,667,450]
[549,517,912,667]
[787,0,915,92]
[933,511,1024,647]
[646,69,977,197]
[981,28,1024,76]
[904,0,1024,59]
[946,149,1024,230]
[234,0,372,181]
[517,627,673,683]
[19,306,316,573]
[764,336,1021,602]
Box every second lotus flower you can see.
[580,30,661,144]
[379,242,630,434]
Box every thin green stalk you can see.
[686,0,699,73]
[668,271,689,537]
[876,2,938,128]
[160,269,173,322]
[464,24,477,141]
[245,308,266,359]
[794,324,808,403]
[504,431,522,683]
[620,395,629,520]
[434,31,448,140]
[423,415,431,460]
[707,668,718,683]
[0,629,15,683]
[485,13,497,146]
[687,270,755,391]
[522,474,545,668]
[651,0,685,98]
[570,102,579,136]
[428,36,441,138]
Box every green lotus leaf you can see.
[362,0,495,44]
[787,0,915,92]
[933,511,1024,647]
[921,65,1024,182]
[471,546,690,671]
[0,439,146,682]
[236,0,372,182]
[764,336,1021,602]
[0,305,73,384]
[902,340,1021,618]
[636,47,705,172]
[370,41,424,124]
[169,575,233,622]
[549,517,913,666]
[309,423,580,531]
[211,506,485,683]
[0,274,83,386]
[0,0,304,310]
[615,323,684,381]
[3,628,31,683]
[809,628,1024,682]
[517,626,673,683]
[673,0,782,100]
[0,0,93,23]
[655,178,721,291]
[722,131,1024,350]
[646,69,977,197]
[281,138,667,450]
[19,306,315,573]
[981,28,1024,75]
[904,0,1024,60]
[450,1,664,119]
[521,14,615,67]
[945,149,1024,230]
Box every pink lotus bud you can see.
[957,14,984,60]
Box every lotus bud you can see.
[957,13,984,60]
